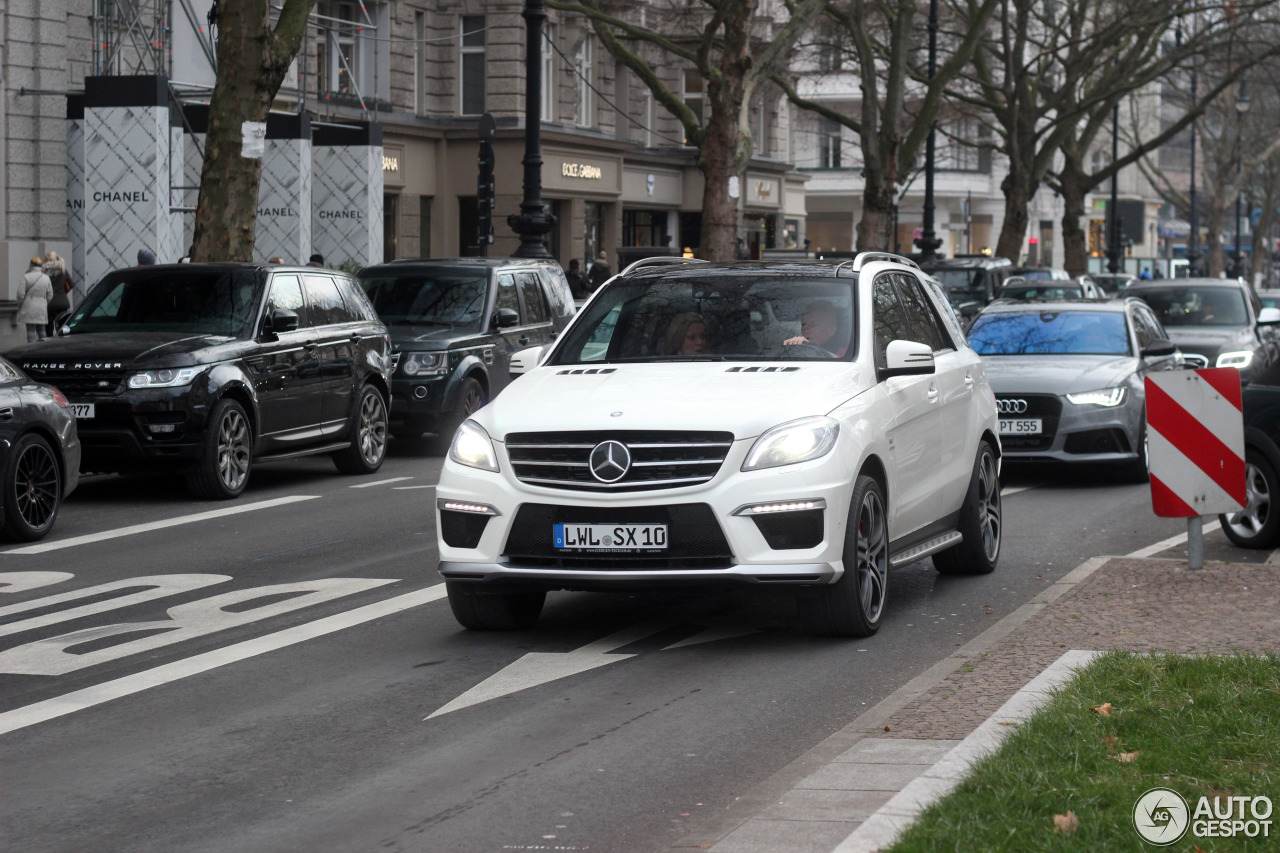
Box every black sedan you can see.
[0,355,80,541]
[1219,360,1280,548]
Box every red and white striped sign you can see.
[1146,368,1245,518]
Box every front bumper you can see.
[69,387,207,472]
[388,375,449,424]
[998,393,1143,464]
[435,437,857,590]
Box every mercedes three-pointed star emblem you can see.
[589,440,632,483]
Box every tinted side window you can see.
[494,273,520,322]
[1130,307,1155,350]
[267,274,308,326]
[518,272,548,324]
[896,275,950,352]
[337,276,376,322]
[303,274,351,326]
[872,274,914,367]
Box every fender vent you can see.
[556,367,618,375]
[725,366,801,373]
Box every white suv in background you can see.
[434,254,1002,637]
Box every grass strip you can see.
[887,650,1279,852]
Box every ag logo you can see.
[1133,787,1190,845]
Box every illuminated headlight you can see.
[742,416,839,471]
[448,419,500,472]
[400,351,446,376]
[127,367,203,389]
[1066,386,1126,407]
[1216,350,1254,369]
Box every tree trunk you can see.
[191,0,314,262]
[858,174,896,251]
[1058,159,1090,277]
[698,88,746,262]
[995,166,1034,263]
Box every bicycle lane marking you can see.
[0,584,447,737]
[1,495,321,555]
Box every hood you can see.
[388,324,487,349]
[1161,326,1254,356]
[982,354,1140,395]
[6,332,238,369]
[476,362,871,440]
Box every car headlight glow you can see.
[127,367,203,389]
[1066,386,1126,407]
[1216,350,1254,369]
[742,416,840,471]
[448,419,500,472]
[400,351,446,376]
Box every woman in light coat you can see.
[16,256,53,342]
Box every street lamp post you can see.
[1106,103,1122,274]
[1178,21,1201,277]
[507,0,555,259]
[914,0,942,264]
[1234,80,1249,278]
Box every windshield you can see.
[66,269,261,336]
[360,269,487,329]
[968,311,1131,356]
[1132,286,1248,327]
[998,284,1085,300]
[551,275,855,363]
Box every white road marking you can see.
[2,496,320,555]
[393,485,436,491]
[0,584,447,736]
[350,477,413,488]
[999,486,1033,497]
[0,573,74,593]
[426,622,670,719]
[1126,520,1222,558]
[663,627,759,650]
[0,575,230,638]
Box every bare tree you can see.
[191,0,315,262]
[772,0,998,250]
[548,0,825,261]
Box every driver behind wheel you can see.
[784,300,847,356]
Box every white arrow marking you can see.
[426,622,669,719]
[662,626,760,650]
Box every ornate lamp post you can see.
[914,0,942,264]
[1106,103,1122,274]
[1233,80,1250,278]
[508,0,555,259]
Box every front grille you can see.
[997,394,1062,451]
[504,503,733,570]
[505,430,734,492]
[22,367,127,395]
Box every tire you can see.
[1123,414,1149,483]
[446,582,545,631]
[798,474,889,638]
[333,384,389,475]
[186,398,252,500]
[1220,448,1280,548]
[3,433,62,541]
[933,440,1001,575]
[431,376,487,452]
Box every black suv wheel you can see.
[334,384,389,474]
[187,398,252,500]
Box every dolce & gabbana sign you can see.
[562,162,603,180]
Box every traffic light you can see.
[477,114,496,254]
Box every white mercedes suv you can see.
[434,254,1002,637]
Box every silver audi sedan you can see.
[967,298,1183,480]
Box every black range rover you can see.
[6,263,393,499]
[357,258,575,444]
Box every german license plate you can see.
[999,418,1041,435]
[553,523,668,551]
[70,403,95,419]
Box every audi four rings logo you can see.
[997,398,1029,415]
[589,440,632,483]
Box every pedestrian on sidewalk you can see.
[564,259,590,299]
[137,248,156,265]
[43,251,73,336]
[17,256,53,343]
[588,251,612,292]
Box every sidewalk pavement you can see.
[691,554,1280,853]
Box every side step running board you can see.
[256,441,351,463]
[889,531,963,568]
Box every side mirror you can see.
[267,307,299,334]
[509,345,545,378]
[880,340,935,380]
[494,307,520,329]
[1142,339,1178,358]
[1258,307,1280,325]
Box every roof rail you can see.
[620,256,710,275]
[832,252,921,278]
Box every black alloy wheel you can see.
[4,433,61,541]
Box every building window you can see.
[575,36,594,127]
[753,92,771,157]
[623,210,668,248]
[682,71,703,144]
[817,42,842,72]
[460,15,486,116]
[317,2,389,101]
[818,119,842,169]
[643,89,653,147]
[542,27,557,122]
[939,118,984,172]
[584,202,603,267]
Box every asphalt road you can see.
[0,443,1265,853]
